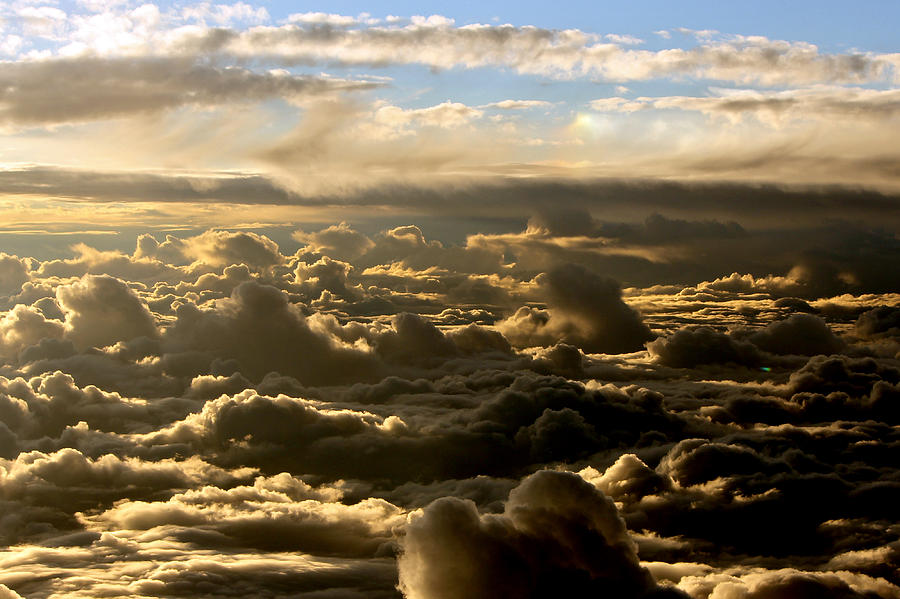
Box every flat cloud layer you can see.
[0,218,897,598]
[2,5,900,194]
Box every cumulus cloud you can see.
[0,255,29,297]
[295,256,359,301]
[744,313,843,355]
[87,473,402,557]
[56,275,158,351]
[648,326,762,368]
[648,313,844,369]
[398,470,667,599]
[162,280,379,384]
[499,264,654,353]
[0,305,64,360]
[0,219,898,599]
[677,568,897,599]
[293,222,375,261]
[180,230,285,270]
[1,1,900,595]
[856,306,900,339]
[583,453,672,502]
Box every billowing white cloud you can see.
[56,274,158,350]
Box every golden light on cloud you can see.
[0,3,898,599]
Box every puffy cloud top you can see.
[56,275,158,350]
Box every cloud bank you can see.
[0,219,896,597]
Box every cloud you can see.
[677,568,897,599]
[1,2,900,595]
[2,169,899,233]
[0,370,198,451]
[0,305,64,361]
[0,57,380,126]
[595,87,900,125]
[583,453,672,503]
[397,470,668,599]
[162,280,379,384]
[743,313,843,356]
[0,255,29,297]
[1,10,899,196]
[145,389,389,451]
[0,446,248,543]
[479,100,551,110]
[0,585,22,599]
[4,4,894,88]
[0,167,303,205]
[787,354,900,396]
[293,222,375,261]
[0,218,898,598]
[34,243,184,283]
[295,256,359,301]
[657,439,787,487]
[856,306,900,339]
[181,230,285,270]
[88,474,402,557]
[373,102,485,129]
[498,264,654,353]
[649,313,845,369]
[166,23,895,86]
[56,274,158,351]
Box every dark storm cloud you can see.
[595,213,748,244]
[380,476,516,513]
[480,220,900,293]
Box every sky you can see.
[1,0,900,248]
[0,2,899,599]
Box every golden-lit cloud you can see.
[0,7,898,596]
